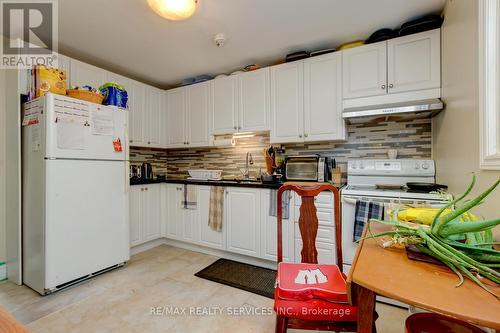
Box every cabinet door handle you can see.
[148,141,151,145]
[389,84,394,88]
[141,188,144,191]
[298,134,303,138]
[130,140,133,143]
[145,187,148,191]
[381,85,386,90]
[304,133,308,138]
[233,126,237,130]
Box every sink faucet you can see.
[242,152,254,179]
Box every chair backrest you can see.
[277,182,343,272]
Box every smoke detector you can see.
[213,33,226,47]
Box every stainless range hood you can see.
[342,99,444,124]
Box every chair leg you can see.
[372,309,378,333]
[275,315,288,333]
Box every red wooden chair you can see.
[274,182,377,333]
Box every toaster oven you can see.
[284,155,331,182]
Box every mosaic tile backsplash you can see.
[130,118,432,179]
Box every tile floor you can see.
[0,245,409,332]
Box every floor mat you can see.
[194,258,276,299]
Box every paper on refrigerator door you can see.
[90,108,114,136]
[31,124,41,152]
[22,100,43,126]
[56,116,86,150]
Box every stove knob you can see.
[422,163,429,170]
[414,163,420,169]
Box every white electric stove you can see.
[340,159,449,308]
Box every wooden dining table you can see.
[346,223,500,333]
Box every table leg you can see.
[355,284,376,333]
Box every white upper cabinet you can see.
[238,68,270,132]
[186,82,212,147]
[165,83,212,148]
[387,29,441,94]
[69,59,108,89]
[211,69,270,135]
[270,61,304,143]
[270,57,346,144]
[159,91,168,148]
[304,52,346,141]
[56,54,71,80]
[146,87,162,147]
[342,29,441,102]
[211,76,238,134]
[128,81,147,146]
[106,72,130,91]
[166,87,187,148]
[342,42,387,99]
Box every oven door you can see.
[341,193,447,309]
[341,194,446,271]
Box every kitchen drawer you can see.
[295,223,336,244]
[294,191,334,208]
[294,239,336,264]
[293,206,334,227]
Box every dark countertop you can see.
[130,178,283,189]
[129,178,166,186]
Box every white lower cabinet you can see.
[129,184,162,247]
[260,189,294,262]
[143,185,162,242]
[197,186,225,250]
[163,184,198,244]
[129,186,143,247]
[294,239,337,264]
[292,191,337,264]
[181,209,197,244]
[164,184,182,240]
[226,187,261,257]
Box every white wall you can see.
[433,0,500,237]
[0,67,6,263]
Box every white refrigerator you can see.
[22,93,130,295]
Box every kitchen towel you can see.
[208,186,225,232]
[269,189,290,220]
[353,200,384,241]
[182,184,197,210]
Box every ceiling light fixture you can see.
[147,0,198,21]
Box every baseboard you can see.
[130,239,167,256]
[0,262,6,282]
[130,238,278,270]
